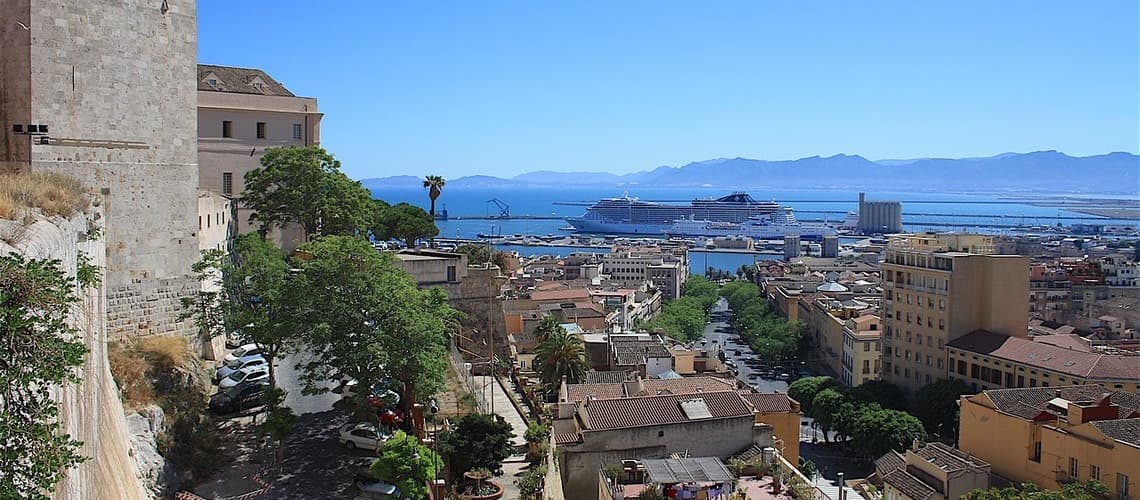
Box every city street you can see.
[703,298,867,500]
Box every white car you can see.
[338,422,389,452]
[224,343,264,364]
[215,355,268,383]
[219,365,270,389]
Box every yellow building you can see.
[959,385,1140,499]
[843,314,882,387]
[881,233,1029,392]
[946,330,1140,394]
[741,392,802,466]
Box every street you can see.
[703,298,868,500]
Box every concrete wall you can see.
[0,210,148,500]
[3,0,202,340]
[562,416,757,499]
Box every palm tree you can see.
[422,175,446,219]
[533,331,587,397]
[533,315,565,343]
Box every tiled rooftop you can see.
[947,330,1140,380]
[740,393,796,413]
[981,385,1140,420]
[912,442,990,472]
[882,469,937,500]
[1090,418,1140,447]
[198,64,296,96]
[582,391,752,431]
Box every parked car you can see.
[338,380,401,409]
[776,372,791,381]
[215,355,268,383]
[338,422,389,452]
[209,382,268,414]
[353,476,402,499]
[219,365,270,389]
[224,343,264,364]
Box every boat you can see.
[665,207,838,240]
[565,192,780,234]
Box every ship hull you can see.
[566,218,670,235]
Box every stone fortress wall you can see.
[1,0,201,340]
[0,209,148,500]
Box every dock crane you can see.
[486,198,510,218]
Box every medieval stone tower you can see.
[1,0,200,339]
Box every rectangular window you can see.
[1018,375,1025,387]
[1118,473,1130,499]
[864,342,870,352]
[1031,441,1041,462]
[971,364,980,379]
[293,123,303,140]
[1030,378,1037,387]
[1090,465,1099,481]
[1069,457,1079,479]
[446,265,456,282]
[222,172,233,195]
[222,120,232,138]
[256,122,267,139]
[958,360,967,376]
[863,360,870,374]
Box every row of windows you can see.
[198,210,227,230]
[221,121,304,140]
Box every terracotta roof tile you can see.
[197,64,295,96]
[1090,418,1140,447]
[741,393,795,413]
[566,383,624,403]
[874,451,905,477]
[531,289,592,302]
[582,391,753,431]
[642,377,736,396]
[553,432,583,445]
[582,371,635,384]
[946,330,1140,380]
[981,385,1140,420]
[883,469,937,500]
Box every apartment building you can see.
[959,385,1140,499]
[198,64,322,250]
[946,330,1140,394]
[873,442,992,500]
[602,248,688,300]
[881,233,1029,392]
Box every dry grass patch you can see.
[108,341,155,408]
[136,335,191,371]
[0,171,89,220]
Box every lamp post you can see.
[837,472,846,500]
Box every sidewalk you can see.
[472,375,528,447]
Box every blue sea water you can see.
[371,186,1135,240]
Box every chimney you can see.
[1055,389,1062,398]
[911,438,922,451]
[623,375,646,397]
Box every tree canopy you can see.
[0,254,89,499]
[850,405,927,460]
[241,146,373,239]
[438,413,515,476]
[847,380,908,411]
[644,296,707,341]
[373,202,439,248]
[719,279,804,361]
[371,430,441,499]
[534,330,588,395]
[423,175,446,219]
[290,236,459,416]
[914,379,971,439]
[788,376,838,415]
[680,275,720,313]
[961,480,1109,500]
[533,315,565,343]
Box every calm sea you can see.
[369,186,1135,273]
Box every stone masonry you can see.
[1,0,201,339]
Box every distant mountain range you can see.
[360,151,1139,194]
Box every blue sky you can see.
[198,1,1138,180]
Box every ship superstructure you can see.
[566,192,780,234]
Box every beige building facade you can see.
[881,233,1028,392]
[197,64,322,250]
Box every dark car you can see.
[353,475,403,499]
[209,382,268,414]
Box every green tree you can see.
[787,376,838,415]
[241,146,374,239]
[810,388,848,443]
[423,175,446,218]
[961,480,1109,500]
[0,254,89,499]
[533,315,565,343]
[914,379,971,439]
[848,380,908,411]
[371,430,441,499]
[454,243,508,269]
[681,275,720,312]
[439,413,515,477]
[373,202,439,248]
[534,331,588,394]
[183,233,297,388]
[645,296,708,341]
[291,236,459,419]
[850,407,927,460]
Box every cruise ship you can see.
[565,192,780,234]
[665,207,838,240]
